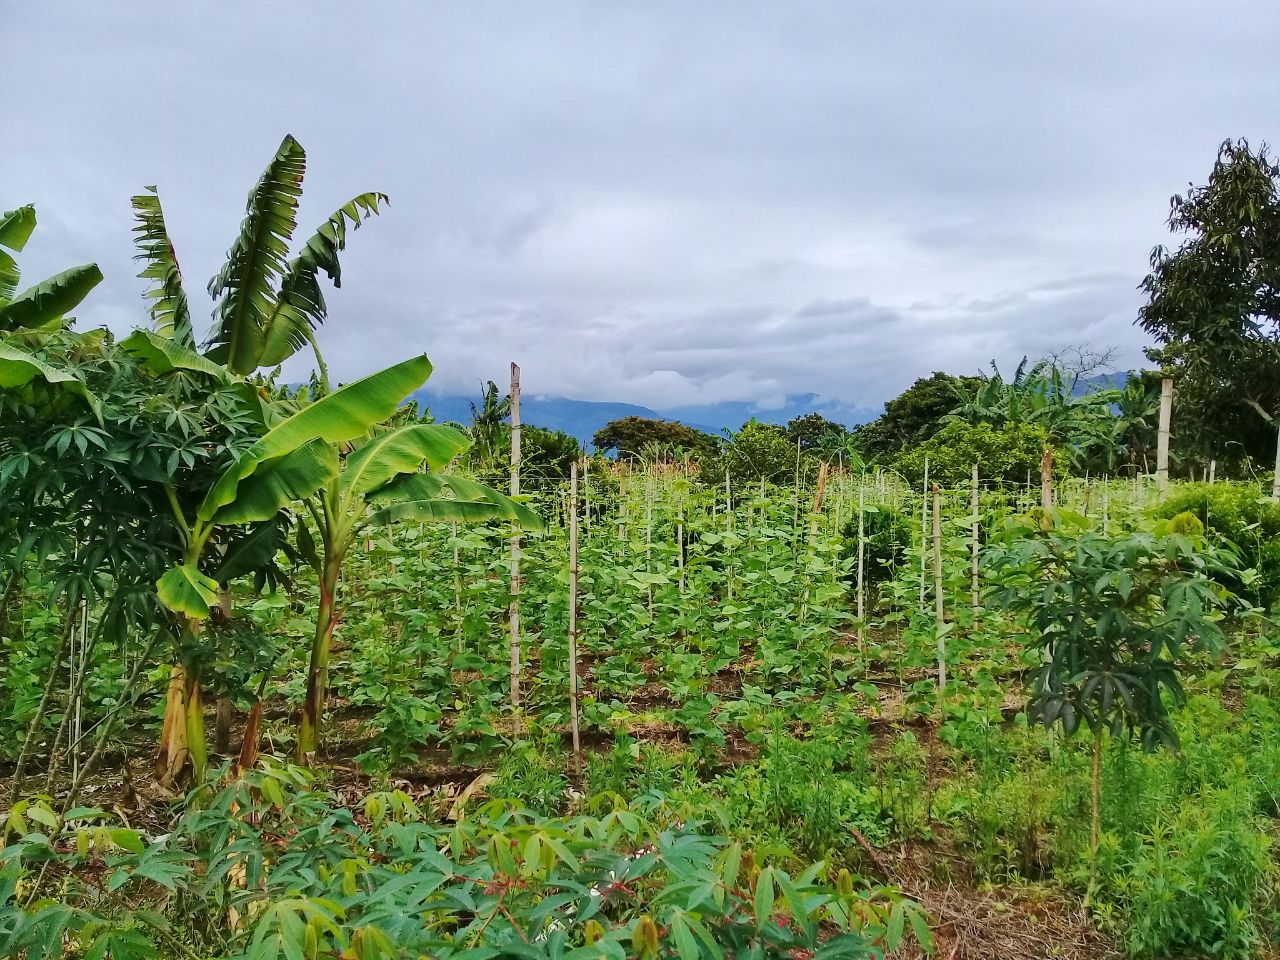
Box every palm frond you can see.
[131,187,193,345]
[205,135,307,374]
[257,191,388,367]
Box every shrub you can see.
[1154,481,1280,609]
[893,420,1058,487]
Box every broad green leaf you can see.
[754,868,774,927]
[341,423,470,496]
[0,205,37,254]
[206,135,307,374]
[0,341,101,421]
[121,329,228,379]
[368,472,544,531]
[214,440,338,525]
[258,191,389,367]
[0,263,103,330]
[197,354,433,521]
[156,565,220,619]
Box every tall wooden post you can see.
[1156,377,1173,492]
[918,458,929,612]
[568,460,581,766]
[856,483,866,654]
[932,484,946,694]
[508,362,522,711]
[970,463,980,615]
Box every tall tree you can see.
[1138,138,1280,495]
[854,372,984,461]
[592,416,719,461]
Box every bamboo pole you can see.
[1208,459,1216,485]
[856,483,866,655]
[1156,377,1173,492]
[918,458,929,612]
[508,362,522,712]
[568,461,581,767]
[970,463,980,616]
[933,484,946,694]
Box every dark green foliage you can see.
[984,516,1236,749]
[592,415,719,461]
[705,419,798,486]
[894,420,1053,487]
[854,372,983,461]
[1138,138,1280,468]
[1154,481,1280,609]
[841,505,911,588]
[785,412,848,454]
[521,424,582,490]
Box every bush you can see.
[1154,481,1280,609]
[1113,788,1271,959]
[893,420,1057,487]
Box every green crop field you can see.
[3,135,1280,960]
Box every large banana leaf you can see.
[212,439,338,525]
[132,187,193,345]
[198,353,433,521]
[205,135,306,374]
[0,205,36,304]
[121,329,229,380]
[0,264,103,331]
[156,564,221,618]
[368,472,544,531]
[0,341,101,421]
[340,423,469,497]
[258,192,389,367]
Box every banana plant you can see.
[294,418,544,761]
[0,204,103,418]
[151,355,435,785]
[119,135,394,783]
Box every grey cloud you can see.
[4,0,1278,413]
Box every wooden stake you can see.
[508,362,522,712]
[1156,377,1173,492]
[919,458,929,612]
[933,484,946,694]
[568,461,581,767]
[970,463,980,616]
[856,483,866,655]
[1208,459,1216,485]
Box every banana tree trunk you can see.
[298,554,341,762]
[155,621,207,787]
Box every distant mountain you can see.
[409,390,878,449]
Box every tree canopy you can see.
[591,415,719,461]
[1138,138,1280,478]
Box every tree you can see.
[984,513,1236,856]
[1138,138,1280,496]
[294,403,542,761]
[121,134,394,784]
[894,420,1054,487]
[854,372,984,461]
[785,413,847,454]
[708,419,798,486]
[467,380,512,472]
[521,425,582,490]
[592,416,719,461]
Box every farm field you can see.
[4,121,1280,960]
[5,453,1280,958]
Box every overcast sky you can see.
[6,2,1278,412]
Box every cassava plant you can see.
[983,510,1238,858]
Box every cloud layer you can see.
[6,1,1278,411]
